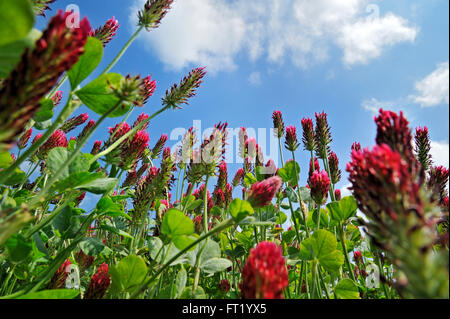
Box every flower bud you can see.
[272,111,285,138]
[17,128,33,150]
[89,17,120,47]
[84,263,110,299]
[309,170,330,205]
[162,67,206,109]
[285,126,300,152]
[248,176,282,208]
[301,117,315,151]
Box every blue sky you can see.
[28,0,449,209]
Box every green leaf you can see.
[76,177,117,194]
[148,237,164,261]
[229,198,254,223]
[33,98,54,123]
[319,250,344,273]
[0,151,13,168]
[0,0,34,46]
[334,279,360,299]
[17,289,80,299]
[172,235,197,251]
[0,28,41,78]
[243,173,257,187]
[5,234,32,263]
[277,160,300,185]
[161,209,195,238]
[46,148,89,181]
[52,205,82,240]
[174,266,187,299]
[75,73,129,117]
[201,258,232,274]
[327,196,358,222]
[54,171,104,192]
[0,168,26,186]
[68,37,103,89]
[79,237,111,257]
[110,255,148,293]
[286,187,299,203]
[180,286,206,299]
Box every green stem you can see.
[131,218,235,298]
[100,26,144,75]
[339,223,356,282]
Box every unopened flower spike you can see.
[162,67,207,110]
[301,117,315,152]
[60,113,89,133]
[138,0,174,31]
[314,111,332,159]
[77,120,96,141]
[414,126,432,171]
[272,111,285,138]
[151,134,168,159]
[31,0,56,17]
[285,125,300,152]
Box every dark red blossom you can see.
[414,127,432,171]
[219,279,231,294]
[48,258,71,289]
[272,111,285,138]
[75,250,95,271]
[133,113,150,130]
[151,134,168,159]
[334,189,341,201]
[285,126,300,152]
[240,242,288,299]
[309,170,330,205]
[248,176,282,208]
[354,251,362,264]
[37,129,68,159]
[351,142,361,152]
[428,166,449,204]
[0,10,90,151]
[301,117,315,152]
[84,263,111,299]
[91,140,102,155]
[77,120,96,142]
[232,168,245,187]
[308,157,320,182]
[328,151,341,184]
[140,75,157,105]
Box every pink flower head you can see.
[140,75,157,105]
[351,142,361,152]
[309,170,330,205]
[285,126,299,152]
[120,130,149,170]
[219,279,231,294]
[84,263,111,299]
[89,16,120,47]
[301,117,315,152]
[248,176,283,208]
[108,122,130,145]
[239,241,288,299]
[51,91,63,106]
[354,251,363,263]
[334,189,342,201]
[38,129,68,159]
[272,110,285,138]
[133,113,150,130]
[91,140,102,155]
[308,157,320,181]
[232,168,245,187]
[315,111,332,159]
[77,119,96,141]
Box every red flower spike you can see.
[84,263,111,299]
[414,126,432,171]
[151,134,168,159]
[17,128,33,150]
[239,242,288,299]
[351,142,361,152]
[272,111,285,138]
[309,170,330,205]
[328,151,341,184]
[334,189,341,201]
[354,251,363,264]
[37,129,68,159]
[60,113,89,133]
[219,279,231,294]
[91,140,102,155]
[285,126,300,152]
[133,113,150,130]
[248,176,283,208]
[314,111,332,159]
[89,16,120,47]
[51,91,63,106]
[138,0,174,31]
[0,10,90,151]
[77,119,96,142]
[301,117,315,152]
[48,258,71,289]
[232,168,245,187]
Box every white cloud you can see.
[130,0,418,72]
[411,62,449,107]
[361,97,397,114]
[430,140,449,168]
[248,72,262,86]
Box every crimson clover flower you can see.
[133,113,150,131]
[75,250,95,271]
[272,110,285,138]
[108,74,156,106]
[248,176,282,208]
[351,142,361,152]
[84,263,111,299]
[48,258,71,289]
[309,170,330,205]
[0,10,90,151]
[60,113,89,133]
[89,16,120,47]
[301,117,315,152]
[37,129,68,160]
[334,189,342,201]
[51,91,63,107]
[285,126,300,152]
[138,0,174,31]
[77,120,96,142]
[239,241,288,299]
[151,134,168,159]
[414,126,432,171]
[162,67,207,109]
[17,128,33,150]
[133,167,160,223]
[232,168,245,187]
[428,166,449,205]
[314,111,332,159]
[328,151,341,184]
[238,127,248,159]
[308,157,320,182]
[90,140,102,155]
[119,130,149,170]
[219,279,231,294]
